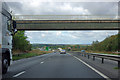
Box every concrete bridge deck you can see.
[13,15,120,30]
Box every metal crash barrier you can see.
[69,51,120,79]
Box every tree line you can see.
[12,31,119,53]
[84,33,120,52]
[64,33,119,52]
[12,31,32,52]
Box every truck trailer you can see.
[0,2,17,74]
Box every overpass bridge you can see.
[13,15,120,30]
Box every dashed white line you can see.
[13,71,26,77]
[73,56,111,80]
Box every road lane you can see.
[14,53,103,78]
[3,53,56,78]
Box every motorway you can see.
[2,52,119,80]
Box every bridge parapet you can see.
[13,15,119,20]
[13,15,120,30]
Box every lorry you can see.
[0,2,17,74]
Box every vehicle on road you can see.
[60,50,66,54]
[81,50,85,53]
[0,2,17,74]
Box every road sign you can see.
[46,47,49,51]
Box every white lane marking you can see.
[73,56,111,80]
[13,71,26,77]
[68,53,72,55]
[41,61,44,64]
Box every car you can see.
[60,50,66,54]
[81,50,85,53]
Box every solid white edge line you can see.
[13,71,26,77]
[73,56,111,80]
[68,53,72,55]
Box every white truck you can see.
[0,2,17,74]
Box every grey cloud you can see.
[25,30,118,44]
[6,2,23,14]
[6,2,118,15]
[69,2,118,15]
[65,30,118,43]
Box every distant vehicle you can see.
[60,50,66,54]
[81,50,85,53]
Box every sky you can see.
[5,0,119,44]
[6,1,118,15]
[25,30,118,44]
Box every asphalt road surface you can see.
[2,52,118,79]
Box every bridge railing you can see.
[12,15,119,20]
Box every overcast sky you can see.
[5,1,119,44]
[25,30,118,44]
[7,2,118,15]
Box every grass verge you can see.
[114,67,120,69]
[13,49,53,61]
[13,53,39,61]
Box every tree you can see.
[87,34,119,52]
[13,31,31,52]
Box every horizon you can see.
[31,43,91,45]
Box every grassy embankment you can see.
[12,49,53,61]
